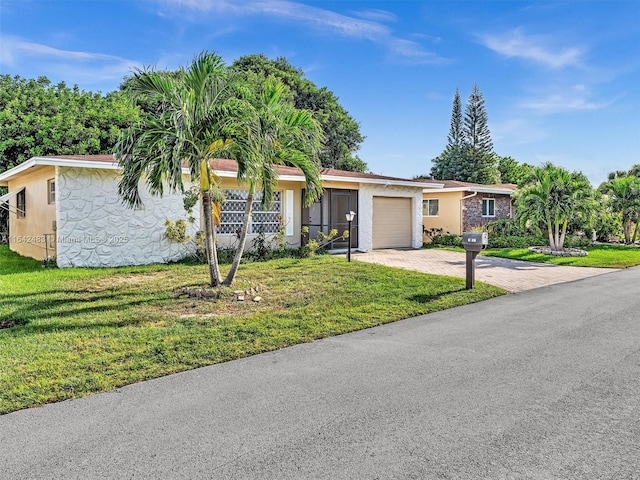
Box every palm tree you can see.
[223,78,323,286]
[516,163,594,251]
[115,52,247,286]
[599,176,640,244]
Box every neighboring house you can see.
[0,155,438,267]
[421,180,517,240]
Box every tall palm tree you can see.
[223,78,323,286]
[516,163,594,251]
[115,52,247,286]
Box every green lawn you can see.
[0,244,42,273]
[482,244,640,268]
[0,245,505,414]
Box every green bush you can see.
[563,235,592,248]
[484,219,531,237]
[487,235,547,248]
[431,234,463,248]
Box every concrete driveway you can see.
[1,267,639,479]
[353,248,616,292]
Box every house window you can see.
[482,198,495,217]
[16,189,26,218]
[423,198,439,217]
[47,179,55,204]
[219,190,282,235]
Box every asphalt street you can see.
[1,267,639,479]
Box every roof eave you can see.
[0,156,440,189]
[424,186,515,195]
[0,158,38,184]
[320,174,441,188]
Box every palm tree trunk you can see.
[547,220,556,251]
[223,189,254,286]
[202,191,221,287]
[558,220,568,250]
[554,222,561,252]
[624,218,633,244]
[632,221,639,244]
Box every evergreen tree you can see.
[430,88,464,179]
[463,84,498,183]
[464,84,492,156]
[430,85,499,183]
[448,87,465,151]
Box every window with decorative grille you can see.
[219,190,282,235]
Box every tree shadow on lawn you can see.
[0,289,169,334]
[408,288,467,303]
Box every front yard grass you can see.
[482,244,640,268]
[0,246,505,414]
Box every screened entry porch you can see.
[302,188,358,250]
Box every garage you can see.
[372,196,412,249]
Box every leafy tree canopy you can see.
[231,54,366,172]
[0,75,140,172]
[497,156,536,186]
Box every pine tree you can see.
[430,85,499,183]
[430,88,464,180]
[447,87,464,151]
[464,84,492,155]
[462,84,498,184]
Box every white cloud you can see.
[478,28,585,69]
[4,38,124,62]
[352,9,398,24]
[520,89,612,114]
[153,0,448,64]
[0,35,140,91]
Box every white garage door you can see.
[372,196,412,249]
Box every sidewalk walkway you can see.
[353,248,616,292]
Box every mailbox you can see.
[462,232,488,252]
[462,232,488,289]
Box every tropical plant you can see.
[607,164,640,180]
[115,51,247,286]
[300,226,348,257]
[223,77,323,286]
[598,175,640,244]
[515,163,595,252]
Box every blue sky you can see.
[1,0,638,186]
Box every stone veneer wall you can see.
[56,167,199,267]
[358,183,424,251]
[462,193,512,231]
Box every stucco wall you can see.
[56,167,198,267]
[358,183,424,251]
[422,190,463,240]
[7,166,57,260]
